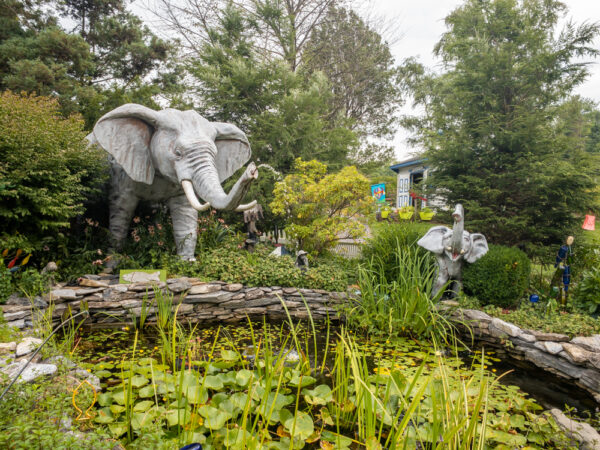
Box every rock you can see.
[571,335,600,353]
[461,309,493,323]
[189,284,221,295]
[78,278,109,288]
[1,360,57,383]
[41,262,58,274]
[5,294,30,306]
[561,343,593,365]
[0,342,16,354]
[45,355,76,368]
[127,281,166,292]
[245,289,265,300]
[3,311,29,321]
[7,319,25,329]
[440,300,459,307]
[518,333,536,343]
[167,279,192,293]
[550,408,600,450]
[283,288,298,294]
[224,283,243,292]
[82,274,101,280]
[185,291,233,304]
[534,341,563,355]
[520,347,583,379]
[49,289,79,300]
[528,330,570,342]
[489,318,521,338]
[16,337,43,357]
[69,368,102,391]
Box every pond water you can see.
[71,321,598,449]
[75,322,596,415]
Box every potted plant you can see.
[399,206,414,220]
[419,207,435,221]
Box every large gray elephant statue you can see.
[417,204,488,297]
[88,103,258,260]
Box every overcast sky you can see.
[131,0,600,161]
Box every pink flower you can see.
[200,228,206,232]
[157,223,163,231]
[133,217,141,224]
[97,249,103,255]
[92,259,103,266]
[134,235,141,242]
[218,218,225,224]
[148,225,155,235]
[85,218,94,226]
[43,245,50,251]
[157,241,164,247]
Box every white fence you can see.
[260,230,363,259]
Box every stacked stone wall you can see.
[1,275,346,329]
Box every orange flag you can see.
[582,215,596,231]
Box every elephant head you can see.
[90,103,258,211]
[417,204,488,263]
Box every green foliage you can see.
[404,0,600,246]
[187,6,358,173]
[481,302,600,337]
[270,159,372,254]
[463,245,531,308]
[361,222,430,281]
[0,92,107,252]
[303,7,400,142]
[573,266,600,314]
[0,370,113,449]
[165,241,349,291]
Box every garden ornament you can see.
[552,235,574,305]
[244,203,263,248]
[295,250,309,272]
[88,103,259,260]
[417,204,488,298]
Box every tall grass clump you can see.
[346,239,456,343]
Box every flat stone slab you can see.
[185,291,233,304]
[561,343,593,364]
[16,337,43,357]
[571,335,600,353]
[78,279,109,288]
[528,330,570,342]
[189,284,221,295]
[489,318,521,338]
[534,341,563,355]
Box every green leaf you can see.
[204,375,224,390]
[302,384,332,406]
[108,422,128,437]
[97,392,113,407]
[198,405,232,430]
[166,408,191,427]
[94,407,115,424]
[279,409,314,440]
[235,369,253,387]
[134,400,154,412]
[130,375,149,388]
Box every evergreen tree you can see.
[404,0,600,247]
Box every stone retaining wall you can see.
[1,275,346,329]
[450,306,600,403]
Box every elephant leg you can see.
[108,190,139,252]
[168,195,198,260]
[432,256,449,298]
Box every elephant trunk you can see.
[450,204,464,258]
[177,148,257,211]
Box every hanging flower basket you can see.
[419,208,435,221]
[399,206,414,220]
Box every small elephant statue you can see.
[417,204,488,297]
[88,103,258,260]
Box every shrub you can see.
[165,241,350,291]
[0,92,107,251]
[463,244,531,308]
[573,266,600,314]
[361,223,430,281]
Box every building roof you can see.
[390,157,427,173]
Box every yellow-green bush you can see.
[0,91,107,251]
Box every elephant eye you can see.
[173,148,183,159]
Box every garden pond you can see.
[67,320,598,449]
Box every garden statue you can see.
[417,204,488,297]
[552,235,574,306]
[87,104,259,260]
[243,203,263,251]
[295,250,309,272]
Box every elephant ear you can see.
[465,233,489,263]
[417,226,451,254]
[92,104,159,185]
[212,122,252,183]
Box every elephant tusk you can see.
[181,180,211,211]
[235,200,258,212]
